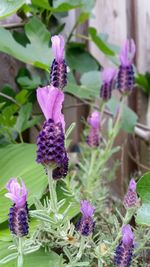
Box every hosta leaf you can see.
[0,143,47,223]
[0,0,25,19]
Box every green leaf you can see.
[0,245,64,267]
[17,75,41,90]
[88,27,116,56]
[65,82,99,100]
[53,0,83,12]
[0,0,25,19]
[0,143,48,223]
[107,97,138,133]
[136,73,150,94]
[80,71,101,88]
[136,203,150,226]
[66,43,99,74]
[137,172,150,203]
[0,17,52,70]
[14,102,41,133]
[121,105,138,133]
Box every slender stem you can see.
[0,92,21,107]
[67,20,79,43]
[17,237,23,267]
[47,168,58,213]
[76,236,85,260]
[19,133,24,143]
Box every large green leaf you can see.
[0,244,64,267]
[65,82,99,100]
[66,43,99,74]
[0,18,52,70]
[0,144,48,223]
[0,0,25,19]
[88,27,116,56]
[80,71,101,88]
[137,172,150,203]
[136,203,150,226]
[107,97,138,133]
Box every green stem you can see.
[19,133,24,143]
[17,237,23,267]
[47,167,58,213]
[76,236,85,260]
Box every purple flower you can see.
[5,178,28,208]
[50,35,67,89]
[117,39,136,95]
[100,68,116,101]
[5,178,29,237]
[51,35,65,63]
[37,85,65,130]
[36,86,68,179]
[87,111,101,147]
[76,200,95,236]
[114,224,134,267]
[123,179,138,209]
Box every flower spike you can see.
[100,68,116,101]
[114,224,134,267]
[117,39,136,95]
[5,178,29,237]
[87,111,101,147]
[50,35,67,89]
[36,86,68,179]
[123,178,138,209]
[76,200,95,236]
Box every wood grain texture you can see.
[89,0,127,66]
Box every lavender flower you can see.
[114,225,134,267]
[117,39,136,95]
[100,68,116,101]
[87,111,101,147]
[123,179,138,209]
[50,35,67,89]
[36,85,68,179]
[76,200,95,236]
[5,178,29,237]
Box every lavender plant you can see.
[1,32,150,267]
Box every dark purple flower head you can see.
[87,111,101,147]
[100,68,116,101]
[76,200,95,236]
[36,86,68,179]
[5,178,29,237]
[114,224,134,267]
[123,179,138,209]
[50,35,67,89]
[117,39,136,95]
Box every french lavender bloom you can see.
[87,111,101,147]
[123,179,138,209]
[5,178,29,237]
[100,68,116,101]
[114,225,134,267]
[36,85,68,179]
[117,39,136,95]
[76,200,95,236]
[50,35,67,89]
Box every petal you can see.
[102,68,116,83]
[37,86,65,130]
[122,225,134,246]
[5,178,17,191]
[51,35,65,63]
[87,111,101,128]
[5,193,18,203]
[80,200,95,217]
[129,178,136,191]
[119,39,136,67]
